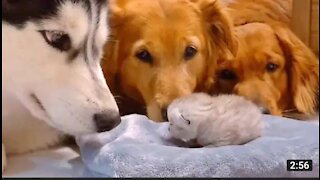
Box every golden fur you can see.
[102,0,237,121]
[221,0,293,26]
[213,22,319,119]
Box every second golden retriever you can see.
[213,22,319,119]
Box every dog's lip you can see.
[30,93,69,132]
[30,93,46,111]
[30,93,52,120]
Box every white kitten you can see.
[167,93,263,147]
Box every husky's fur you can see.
[2,0,119,172]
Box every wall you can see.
[291,0,319,56]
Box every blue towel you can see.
[76,114,319,177]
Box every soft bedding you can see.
[76,114,319,177]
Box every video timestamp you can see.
[287,160,313,171]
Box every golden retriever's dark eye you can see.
[184,46,198,60]
[219,69,237,81]
[135,50,153,63]
[39,30,71,51]
[266,62,279,73]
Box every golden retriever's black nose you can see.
[93,111,121,133]
[161,107,168,121]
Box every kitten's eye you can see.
[219,69,237,81]
[39,30,71,51]
[135,49,153,63]
[181,114,191,125]
[266,62,279,73]
[184,45,198,60]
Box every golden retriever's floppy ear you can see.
[273,24,319,115]
[101,38,120,94]
[102,0,127,91]
[192,0,238,59]
[103,0,122,73]
[102,38,119,72]
[108,0,127,28]
[190,0,238,91]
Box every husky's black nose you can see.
[93,111,121,133]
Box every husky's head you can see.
[2,0,121,135]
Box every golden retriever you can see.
[102,0,238,121]
[213,22,319,119]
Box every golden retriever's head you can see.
[103,0,237,121]
[215,22,319,118]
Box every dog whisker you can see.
[106,38,119,43]
[282,108,298,113]
[113,95,123,99]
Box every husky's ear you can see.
[2,0,57,25]
[191,0,238,59]
[273,23,319,115]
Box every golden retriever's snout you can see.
[93,111,121,133]
[233,85,271,115]
[233,80,282,116]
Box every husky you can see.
[2,0,121,173]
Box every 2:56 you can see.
[287,160,312,171]
[290,161,310,169]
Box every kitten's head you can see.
[167,93,212,142]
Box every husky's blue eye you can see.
[135,49,152,63]
[184,45,198,60]
[39,30,71,51]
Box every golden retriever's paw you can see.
[147,103,165,122]
[269,108,283,116]
[2,144,6,174]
